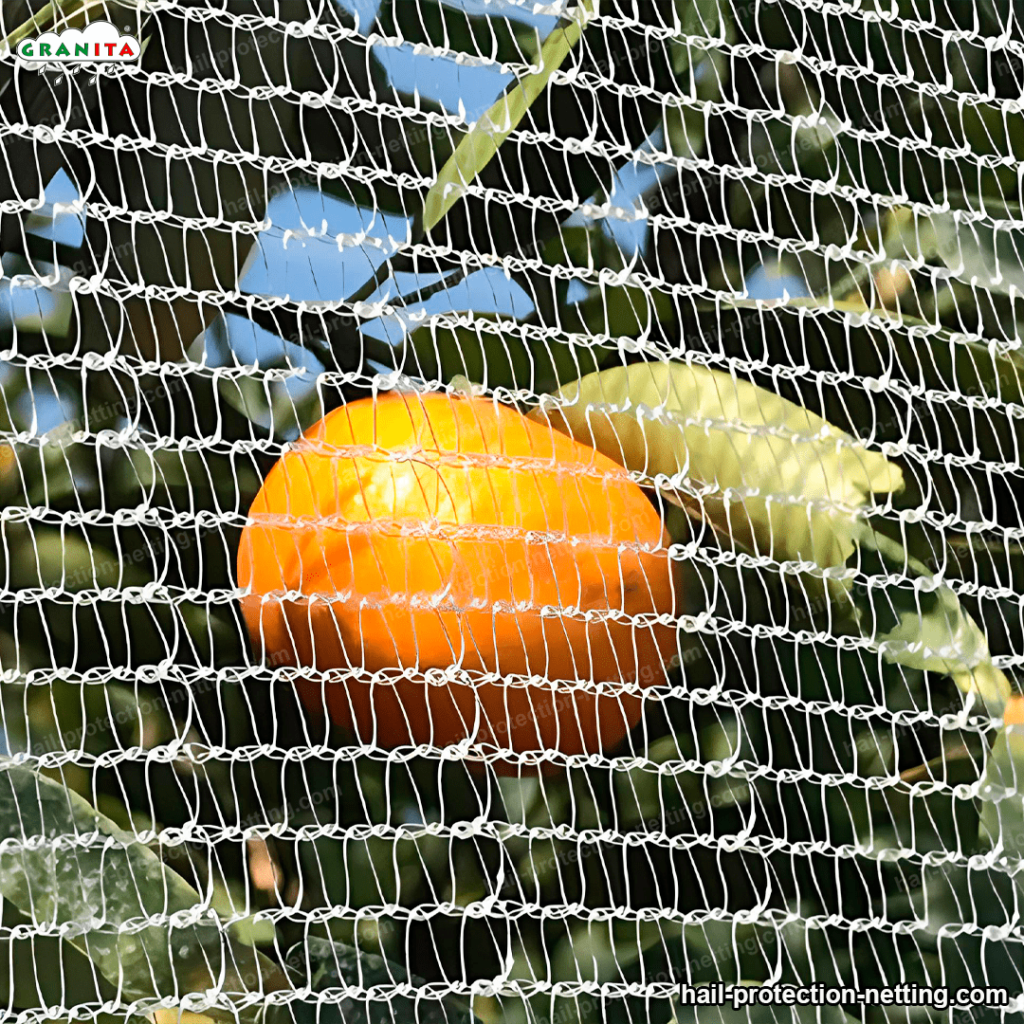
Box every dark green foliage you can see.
[271,936,483,1024]
[2,1,1024,1023]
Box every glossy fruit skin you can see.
[237,392,677,772]
[1005,696,1024,727]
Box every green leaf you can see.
[422,0,596,232]
[210,879,276,948]
[406,314,529,388]
[2,678,159,761]
[0,928,117,1008]
[117,448,261,509]
[122,448,191,491]
[663,0,730,162]
[979,709,1024,850]
[578,284,676,339]
[26,439,88,507]
[5,420,99,509]
[665,107,707,160]
[0,761,288,1020]
[406,312,606,393]
[217,371,322,439]
[377,0,543,69]
[542,224,624,275]
[6,527,148,592]
[272,936,483,1024]
[217,374,274,431]
[538,222,677,342]
[721,296,1024,406]
[530,362,1011,713]
[529,361,903,572]
[670,0,729,77]
[858,526,1012,713]
[271,384,323,439]
[928,195,1024,298]
[96,792,154,836]
[0,630,25,679]
[551,924,619,986]
[729,63,842,224]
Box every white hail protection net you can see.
[1,0,1024,1022]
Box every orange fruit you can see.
[237,392,678,772]
[1004,695,1024,727]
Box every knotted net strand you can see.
[1,0,1023,1022]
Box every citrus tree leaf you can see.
[858,526,1011,712]
[6,527,148,592]
[979,697,1024,849]
[24,436,91,507]
[576,283,676,339]
[115,448,261,512]
[730,61,842,225]
[670,0,730,77]
[529,361,902,572]
[217,373,321,439]
[928,195,1024,298]
[665,106,707,160]
[0,761,288,1020]
[717,296,1024,406]
[406,312,606,392]
[0,678,160,761]
[210,878,276,949]
[542,224,624,276]
[422,0,596,232]
[664,0,732,160]
[531,362,1012,712]
[537,219,677,338]
[270,936,483,1024]
[217,374,274,432]
[0,927,116,1008]
[377,0,543,68]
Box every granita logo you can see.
[16,21,141,65]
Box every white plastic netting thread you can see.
[1,0,1024,1023]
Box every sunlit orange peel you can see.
[237,391,678,772]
